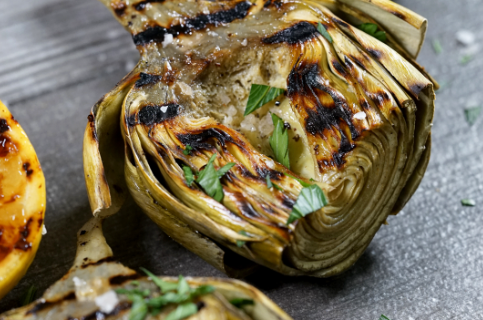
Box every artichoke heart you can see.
[84,0,435,277]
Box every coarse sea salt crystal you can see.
[95,290,119,314]
[354,112,366,120]
[456,30,475,46]
[42,225,47,235]
[162,34,173,48]
[161,106,168,113]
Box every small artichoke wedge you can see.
[0,101,46,299]
[83,0,436,277]
[0,217,292,320]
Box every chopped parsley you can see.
[358,23,387,43]
[464,106,481,126]
[460,54,473,65]
[266,174,273,189]
[117,269,215,320]
[432,39,443,54]
[183,145,193,155]
[22,285,37,306]
[379,315,391,320]
[244,84,285,116]
[461,199,476,207]
[230,298,255,308]
[182,166,195,186]
[287,184,327,224]
[196,155,235,202]
[269,113,290,169]
[317,22,333,43]
[236,230,249,247]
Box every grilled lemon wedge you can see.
[84,0,435,277]
[0,100,46,299]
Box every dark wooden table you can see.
[1,0,483,319]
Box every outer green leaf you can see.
[287,184,327,224]
[183,144,193,155]
[165,302,198,320]
[196,154,224,202]
[464,106,481,126]
[183,166,195,186]
[230,298,255,308]
[317,22,333,43]
[269,113,290,169]
[244,84,285,116]
[217,162,236,177]
[129,294,148,320]
[141,267,178,293]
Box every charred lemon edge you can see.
[0,100,46,299]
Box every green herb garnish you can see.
[119,269,215,320]
[432,39,443,54]
[183,144,193,155]
[266,174,273,189]
[165,302,198,320]
[236,230,249,247]
[379,315,390,320]
[287,184,327,224]
[22,285,37,306]
[284,173,311,187]
[269,113,290,169]
[196,155,235,202]
[131,280,140,286]
[230,298,255,308]
[461,199,476,207]
[464,106,481,126]
[317,22,333,43]
[460,54,473,65]
[358,23,387,43]
[183,166,195,186]
[244,84,285,116]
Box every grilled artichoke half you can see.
[83,0,436,277]
[0,217,291,320]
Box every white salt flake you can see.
[241,39,248,46]
[95,290,119,314]
[456,30,475,46]
[161,106,168,113]
[42,225,47,235]
[162,34,173,48]
[354,112,366,120]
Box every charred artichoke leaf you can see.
[84,0,435,277]
[0,217,292,320]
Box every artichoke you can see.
[84,0,436,277]
[0,217,292,320]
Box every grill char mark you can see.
[135,72,162,88]
[177,128,234,151]
[288,63,357,167]
[132,1,252,46]
[138,104,181,126]
[134,0,165,11]
[262,21,318,45]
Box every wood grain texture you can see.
[1,0,483,319]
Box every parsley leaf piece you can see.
[183,144,193,155]
[147,292,185,308]
[236,230,249,247]
[358,23,387,43]
[432,39,443,54]
[283,173,311,187]
[141,267,178,293]
[183,166,195,186]
[244,84,285,116]
[317,22,333,43]
[131,280,140,286]
[460,54,473,65]
[379,315,391,320]
[22,285,37,306]
[217,162,236,178]
[269,113,290,169]
[177,276,190,296]
[196,155,224,202]
[196,155,234,202]
[190,285,215,298]
[287,184,327,224]
[165,302,198,320]
[461,199,476,207]
[464,106,482,126]
[230,298,255,308]
[129,294,149,320]
[266,174,273,189]
[116,288,150,297]
[272,183,283,191]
